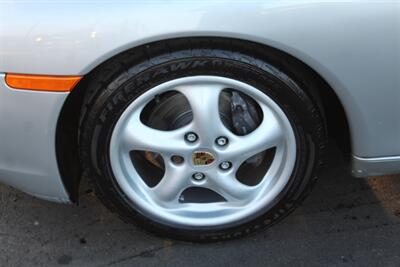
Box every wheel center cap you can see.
[192,151,215,166]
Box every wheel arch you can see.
[56,37,351,202]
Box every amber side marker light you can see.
[5,73,82,92]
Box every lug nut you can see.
[216,136,228,146]
[185,132,198,143]
[192,172,205,181]
[219,161,232,170]
[171,155,184,165]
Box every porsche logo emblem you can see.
[192,151,215,166]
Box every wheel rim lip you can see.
[109,76,297,228]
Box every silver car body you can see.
[0,0,399,203]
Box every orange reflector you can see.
[5,73,82,92]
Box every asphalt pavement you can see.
[1,144,400,267]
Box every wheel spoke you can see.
[151,164,190,204]
[207,172,257,202]
[225,105,283,165]
[120,106,191,155]
[175,83,229,144]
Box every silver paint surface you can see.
[1,1,399,158]
[352,155,400,177]
[0,74,70,203]
[0,1,399,201]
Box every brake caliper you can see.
[230,91,264,166]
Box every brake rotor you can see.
[143,89,263,168]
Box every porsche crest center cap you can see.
[192,151,215,166]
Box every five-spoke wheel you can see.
[110,76,296,227]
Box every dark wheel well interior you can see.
[56,37,351,202]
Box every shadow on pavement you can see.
[0,143,400,266]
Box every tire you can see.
[79,38,326,242]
